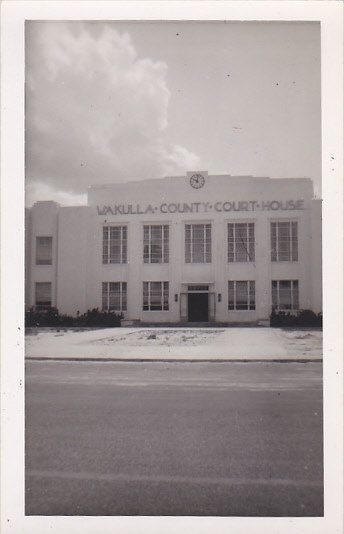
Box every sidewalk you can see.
[25,327,323,362]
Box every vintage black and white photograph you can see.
[1,2,343,532]
[23,18,325,517]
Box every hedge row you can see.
[25,307,122,327]
[270,309,322,327]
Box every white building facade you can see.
[25,172,322,324]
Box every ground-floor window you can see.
[35,282,52,309]
[272,280,299,311]
[143,281,169,311]
[102,282,127,312]
[228,281,255,310]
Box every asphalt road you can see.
[25,361,323,516]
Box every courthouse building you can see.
[25,171,322,324]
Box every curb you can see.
[26,357,322,363]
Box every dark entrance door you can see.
[188,293,209,322]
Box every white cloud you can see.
[26,181,87,207]
[26,22,200,205]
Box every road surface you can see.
[25,360,323,516]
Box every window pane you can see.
[271,222,298,262]
[271,281,278,310]
[122,227,127,263]
[228,224,234,262]
[228,281,255,310]
[192,225,205,263]
[205,224,212,262]
[272,279,299,311]
[292,280,299,309]
[228,281,235,309]
[236,281,248,310]
[249,281,256,310]
[110,227,121,263]
[185,225,191,263]
[291,222,298,261]
[163,281,169,311]
[228,223,254,262]
[35,282,52,308]
[271,223,277,261]
[109,282,120,310]
[102,282,126,311]
[185,224,211,263]
[103,226,127,264]
[279,280,292,309]
[142,281,169,311]
[102,282,108,310]
[122,283,127,311]
[36,236,52,265]
[144,225,169,263]
[163,226,169,263]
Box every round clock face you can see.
[190,173,205,189]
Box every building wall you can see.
[26,201,59,309]
[26,174,322,323]
[310,198,322,313]
[56,206,92,316]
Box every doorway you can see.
[188,293,209,322]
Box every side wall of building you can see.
[56,206,93,316]
[311,199,322,313]
[26,201,59,309]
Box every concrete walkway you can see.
[25,327,323,362]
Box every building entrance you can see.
[188,293,209,322]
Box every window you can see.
[102,282,127,312]
[36,236,52,265]
[188,285,209,292]
[228,223,254,262]
[272,280,299,311]
[185,224,211,263]
[143,281,169,311]
[35,282,52,309]
[271,222,298,261]
[143,225,169,263]
[103,226,127,264]
[228,281,255,310]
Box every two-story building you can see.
[25,171,322,324]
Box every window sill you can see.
[228,309,256,312]
[142,310,170,313]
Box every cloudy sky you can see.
[25,21,321,206]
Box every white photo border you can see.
[1,1,343,533]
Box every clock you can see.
[190,173,205,189]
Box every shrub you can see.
[25,307,122,328]
[270,309,322,327]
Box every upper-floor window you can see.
[143,225,169,263]
[271,221,298,262]
[228,280,256,310]
[103,226,127,264]
[36,236,52,265]
[143,281,169,311]
[228,223,255,262]
[102,282,127,312]
[35,282,52,309]
[185,223,211,263]
[272,280,299,311]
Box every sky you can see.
[25,21,321,206]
